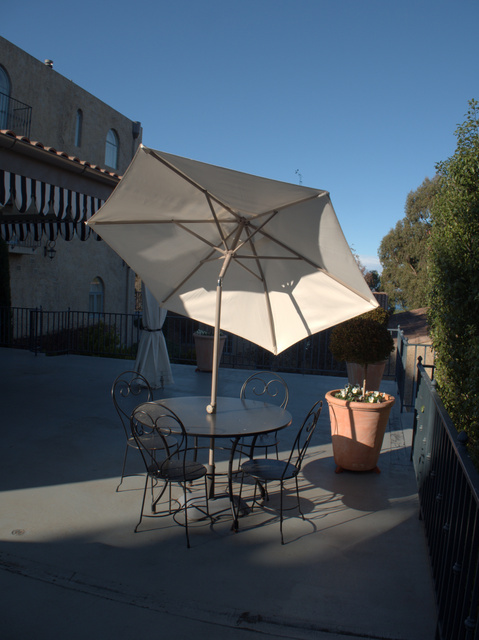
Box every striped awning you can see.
[0,169,105,242]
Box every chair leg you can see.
[135,475,149,532]
[257,479,267,501]
[279,481,284,545]
[251,479,258,510]
[116,444,130,491]
[295,475,305,519]
[152,479,168,513]
[237,470,245,505]
[182,482,191,549]
[204,476,210,517]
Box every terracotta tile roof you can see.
[0,129,122,180]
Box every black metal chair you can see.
[130,402,210,548]
[111,370,177,491]
[237,399,322,544]
[233,372,289,462]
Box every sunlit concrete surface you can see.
[0,348,436,639]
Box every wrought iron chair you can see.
[233,372,290,462]
[130,402,210,548]
[111,370,178,491]
[237,399,322,544]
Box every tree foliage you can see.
[428,99,479,461]
[350,246,381,293]
[378,176,440,310]
[364,269,381,292]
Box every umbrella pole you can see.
[205,275,223,498]
[208,246,237,415]
[206,237,242,498]
[207,275,223,415]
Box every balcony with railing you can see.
[0,91,32,138]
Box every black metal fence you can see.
[395,327,435,412]
[412,358,479,640]
[0,306,400,380]
[0,306,142,358]
[162,312,356,376]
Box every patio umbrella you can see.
[134,283,174,388]
[87,145,378,412]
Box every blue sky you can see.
[3,0,478,271]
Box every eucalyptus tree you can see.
[379,176,439,310]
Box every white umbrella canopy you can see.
[88,145,378,410]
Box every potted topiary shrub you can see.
[326,309,396,473]
[329,307,394,395]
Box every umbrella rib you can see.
[231,257,263,280]
[147,148,327,224]
[244,226,278,353]
[147,149,244,221]
[175,222,227,254]
[238,224,374,304]
[89,218,234,226]
[161,252,218,304]
[205,193,229,249]
[161,224,242,304]
[237,192,328,220]
[253,226,324,270]
[232,210,278,254]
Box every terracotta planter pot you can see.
[346,360,387,391]
[325,389,395,473]
[193,333,226,372]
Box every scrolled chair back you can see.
[111,370,153,435]
[288,399,323,474]
[130,402,186,469]
[240,372,289,409]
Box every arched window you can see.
[0,65,11,130]
[89,277,104,314]
[105,128,119,170]
[75,109,83,147]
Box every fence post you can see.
[395,326,406,411]
[29,307,40,355]
[411,355,423,462]
[65,308,69,354]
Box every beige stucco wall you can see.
[1,36,143,317]
[8,235,135,313]
[0,36,142,173]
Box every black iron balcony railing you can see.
[412,359,479,640]
[0,91,32,137]
[0,304,402,381]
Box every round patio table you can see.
[133,395,292,522]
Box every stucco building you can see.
[0,35,142,313]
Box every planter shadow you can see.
[302,450,414,513]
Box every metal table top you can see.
[133,395,292,439]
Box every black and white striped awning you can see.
[0,169,105,242]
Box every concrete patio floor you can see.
[0,347,437,639]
